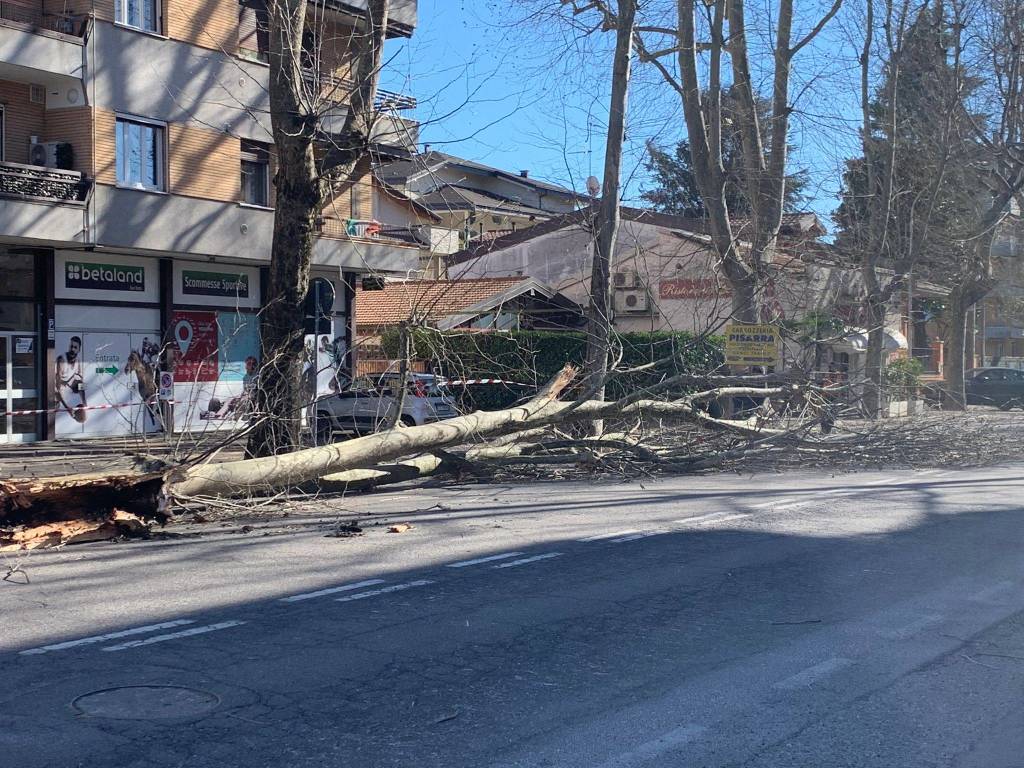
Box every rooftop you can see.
[376,151,577,198]
[356,276,535,328]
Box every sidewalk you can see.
[0,435,247,480]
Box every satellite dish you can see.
[586,176,601,196]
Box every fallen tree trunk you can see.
[172,375,801,498]
[1,471,166,551]
[1,471,167,526]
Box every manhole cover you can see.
[72,685,220,720]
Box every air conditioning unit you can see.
[614,289,650,314]
[29,141,73,170]
[613,270,637,289]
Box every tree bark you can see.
[941,286,970,410]
[584,0,637,414]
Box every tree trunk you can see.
[862,293,887,418]
[246,0,321,456]
[247,0,389,457]
[941,287,969,410]
[584,0,637,413]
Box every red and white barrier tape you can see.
[446,378,523,386]
[1,399,173,417]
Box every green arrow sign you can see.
[95,366,119,375]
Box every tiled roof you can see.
[356,277,534,328]
[417,185,555,218]
[376,151,576,196]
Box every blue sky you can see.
[383,0,864,227]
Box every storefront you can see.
[167,260,262,433]
[0,249,45,444]
[3,250,358,443]
[52,251,163,439]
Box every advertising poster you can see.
[304,330,348,398]
[54,331,162,437]
[169,310,219,382]
[173,312,260,432]
[724,323,781,367]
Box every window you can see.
[238,0,269,63]
[0,105,5,161]
[240,140,270,207]
[115,0,160,32]
[116,117,164,191]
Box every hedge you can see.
[380,328,724,410]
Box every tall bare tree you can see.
[939,0,1024,408]
[561,1,639,407]
[249,0,391,456]
[632,0,842,322]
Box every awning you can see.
[836,327,909,352]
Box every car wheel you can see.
[400,415,417,428]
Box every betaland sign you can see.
[65,261,145,292]
[182,270,250,298]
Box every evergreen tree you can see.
[835,2,986,272]
[641,88,809,217]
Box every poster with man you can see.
[54,334,87,429]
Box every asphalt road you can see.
[4,464,1024,767]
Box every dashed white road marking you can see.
[694,512,752,525]
[596,724,708,767]
[20,620,196,655]
[279,579,386,603]
[675,511,747,526]
[774,657,853,690]
[753,498,796,509]
[101,620,246,652]
[448,552,525,568]
[867,478,900,485]
[578,530,639,542]
[878,614,944,640]
[819,488,855,495]
[611,531,667,543]
[494,552,563,569]
[970,580,1016,604]
[335,579,435,602]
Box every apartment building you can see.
[0,0,419,442]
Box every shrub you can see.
[380,328,724,410]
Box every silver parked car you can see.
[309,372,460,444]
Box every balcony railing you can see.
[302,70,417,111]
[0,161,90,203]
[0,0,86,36]
[317,217,424,247]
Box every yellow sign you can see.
[725,323,780,367]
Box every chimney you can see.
[520,170,529,178]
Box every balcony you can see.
[0,0,86,36]
[316,0,417,37]
[0,160,90,245]
[0,160,90,203]
[317,217,425,248]
[0,0,85,83]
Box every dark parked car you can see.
[965,367,1024,409]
